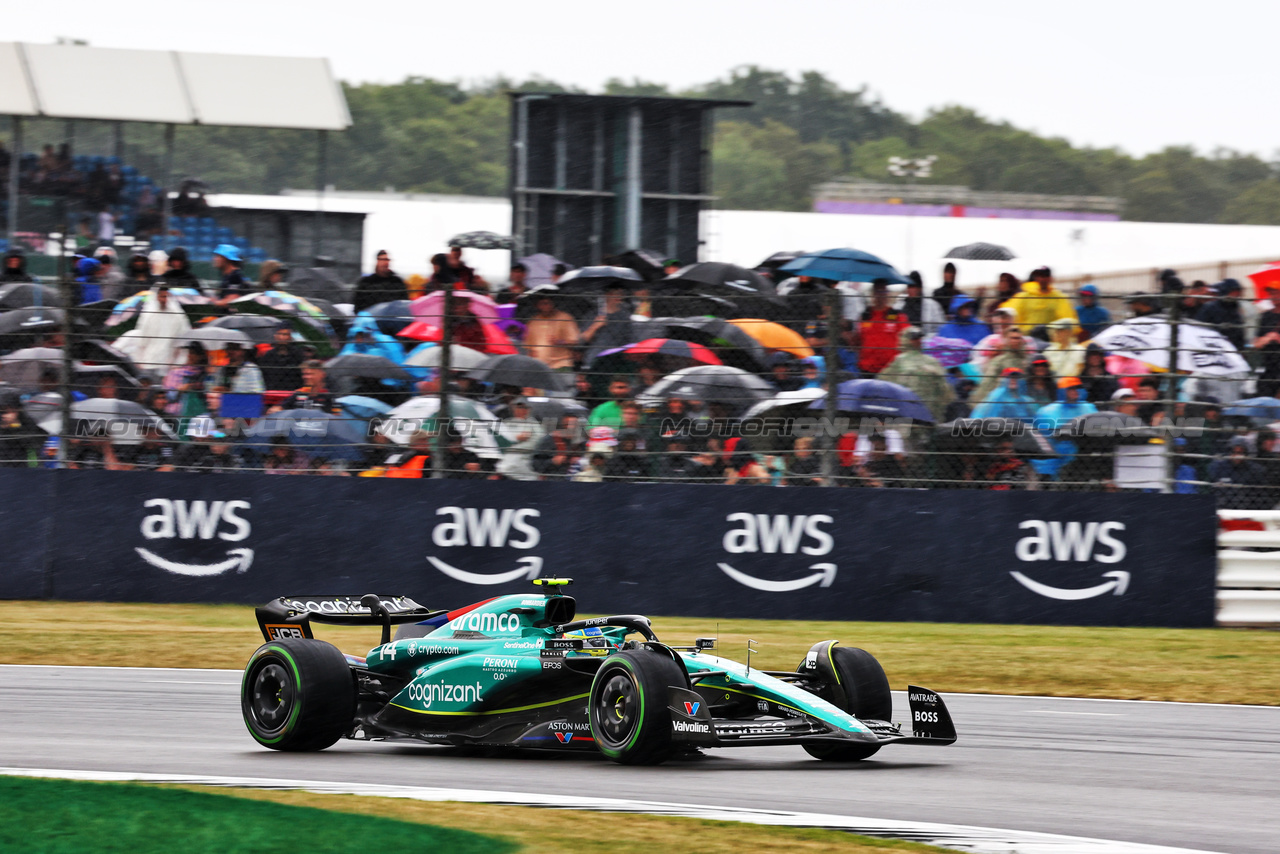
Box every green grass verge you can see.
[1,601,1278,704]
[0,777,509,854]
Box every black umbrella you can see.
[0,347,63,391]
[71,364,142,398]
[637,365,775,410]
[553,266,645,295]
[755,251,805,274]
[206,314,285,346]
[602,248,667,282]
[448,231,515,250]
[306,297,351,341]
[323,354,414,384]
[650,316,769,372]
[936,418,1057,459]
[0,307,66,336]
[525,397,589,424]
[287,267,347,304]
[468,354,558,391]
[0,282,65,310]
[944,242,1016,262]
[514,285,597,323]
[362,300,415,336]
[244,409,368,461]
[663,262,776,295]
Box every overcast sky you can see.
[8,0,1278,159]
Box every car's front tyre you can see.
[589,650,685,765]
[241,638,355,751]
[800,643,891,761]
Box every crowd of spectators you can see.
[3,216,1280,507]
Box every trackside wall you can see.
[0,471,1217,627]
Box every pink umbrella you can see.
[411,290,500,326]
[1105,354,1152,390]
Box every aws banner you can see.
[0,471,1218,627]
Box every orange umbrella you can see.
[727,318,814,357]
[1248,262,1280,293]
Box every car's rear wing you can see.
[255,594,447,645]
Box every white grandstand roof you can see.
[0,42,350,130]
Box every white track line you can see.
[0,767,1223,854]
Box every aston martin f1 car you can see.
[241,579,956,765]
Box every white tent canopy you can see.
[1,42,350,130]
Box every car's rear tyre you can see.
[242,638,355,751]
[801,644,891,761]
[589,650,685,766]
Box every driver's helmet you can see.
[562,626,612,653]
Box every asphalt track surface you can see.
[1,665,1278,853]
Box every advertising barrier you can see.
[0,471,1218,627]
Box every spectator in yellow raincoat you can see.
[1007,266,1076,332]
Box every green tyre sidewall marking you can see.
[244,644,303,745]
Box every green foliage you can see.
[0,776,511,854]
[13,67,1280,222]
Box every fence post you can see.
[821,285,842,485]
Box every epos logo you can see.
[136,499,254,577]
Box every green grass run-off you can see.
[0,777,515,854]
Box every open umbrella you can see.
[245,409,368,461]
[525,397,589,424]
[0,307,65,337]
[411,290,500,326]
[1091,317,1249,375]
[649,316,769,372]
[397,320,518,355]
[553,266,645,294]
[663,262,775,294]
[228,290,337,354]
[286,266,347,304]
[403,344,490,371]
[944,242,1016,261]
[40,397,167,444]
[637,365,775,410]
[727,318,814,357]
[809,379,935,424]
[104,288,214,330]
[756,251,806,275]
[1224,396,1280,425]
[604,338,722,365]
[337,395,395,420]
[448,231,515,250]
[1247,262,1280,292]
[601,248,667,282]
[514,285,597,323]
[0,347,63,391]
[324,354,414,385]
[0,282,64,310]
[206,315,286,346]
[741,387,827,420]
[780,248,911,284]
[362,300,415,337]
[468,353,557,390]
[186,327,253,350]
[379,396,501,457]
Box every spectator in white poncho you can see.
[114,286,193,376]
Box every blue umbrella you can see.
[1224,397,1280,425]
[809,379,935,423]
[245,409,368,461]
[780,248,911,284]
[337,395,394,420]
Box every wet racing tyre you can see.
[589,650,685,766]
[242,638,356,751]
[801,644,891,761]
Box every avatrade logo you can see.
[684,701,700,715]
[136,499,254,577]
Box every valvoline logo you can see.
[684,701,700,715]
[554,731,574,744]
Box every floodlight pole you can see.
[160,124,175,247]
[6,117,20,245]
[821,286,842,486]
[887,155,936,272]
[313,130,327,260]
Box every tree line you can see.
[15,66,1280,224]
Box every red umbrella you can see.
[397,320,517,355]
[1248,262,1280,293]
[625,338,722,365]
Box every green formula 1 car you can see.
[241,579,956,765]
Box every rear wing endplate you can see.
[256,594,447,645]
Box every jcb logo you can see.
[432,506,541,549]
[141,499,251,542]
[1014,520,1126,563]
[722,513,833,556]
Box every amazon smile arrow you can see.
[136,547,254,577]
[1009,569,1130,601]
[717,562,836,592]
[428,555,543,585]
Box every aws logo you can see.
[718,513,837,592]
[428,506,544,585]
[136,499,254,577]
[1012,520,1130,601]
